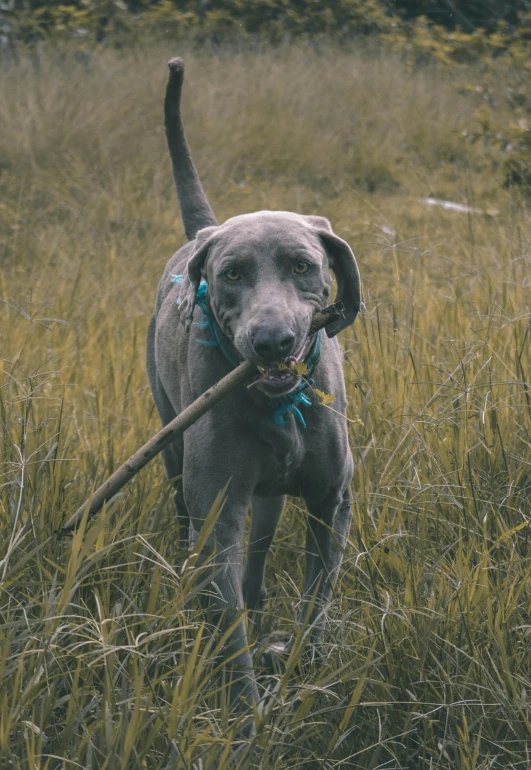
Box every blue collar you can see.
[171,275,321,427]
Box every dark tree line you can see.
[390,0,530,31]
[13,0,531,33]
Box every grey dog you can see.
[146,58,362,718]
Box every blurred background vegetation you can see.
[2,0,531,33]
[2,0,531,192]
[2,0,531,50]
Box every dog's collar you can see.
[171,274,322,427]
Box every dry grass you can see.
[1,41,530,769]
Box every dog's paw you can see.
[255,631,292,673]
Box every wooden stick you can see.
[58,304,344,534]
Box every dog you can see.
[146,58,362,721]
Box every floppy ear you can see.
[318,229,362,337]
[304,217,362,337]
[178,225,217,330]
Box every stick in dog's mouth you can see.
[58,301,351,535]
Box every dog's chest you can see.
[253,423,306,496]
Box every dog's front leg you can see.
[243,495,285,632]
[299,487,353,651]
[183,459,259,720]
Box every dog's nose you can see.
[252,326,295,362]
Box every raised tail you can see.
[164,58,218,241]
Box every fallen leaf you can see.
[314,388,336,405]
[293,362,308,376]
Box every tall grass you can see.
[1,42,530,768]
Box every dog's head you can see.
[178,211,361,396]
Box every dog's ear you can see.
[304,216,363,338]
[178,225,217,330]
[303,215,334,233]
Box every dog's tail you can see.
[164,58,218,241]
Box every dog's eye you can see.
[294,261,310,274]
[224,267,240,281]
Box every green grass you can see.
[1,41,530,768]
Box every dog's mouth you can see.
[253,337,313,397]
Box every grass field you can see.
[1,41,530,769]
